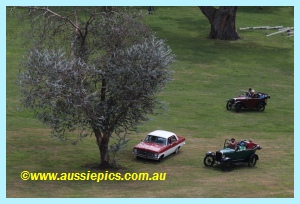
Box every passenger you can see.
[246,139,258,149]
[238,140,247,150]
[227,138,237,149]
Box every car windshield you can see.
[239,90,248,96]
[144,135,166,145]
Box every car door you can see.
[232,149,253,162]
[243,97,251,108]
[164,136,177,157]
[247,98,258,109]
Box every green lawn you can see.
[6,6,294,198]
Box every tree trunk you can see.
[102,6,113,13]
[199,6,240,40]
[94,129,110,167]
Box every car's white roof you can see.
[147,130,176,138]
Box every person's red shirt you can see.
[246,142,257,149]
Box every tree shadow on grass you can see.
[133,151,181,165]
[81,162,128,171]
[226,109,272,114]
[202,163,260,173]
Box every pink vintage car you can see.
[133,130,186,161]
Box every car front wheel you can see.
[203,155,215,166]
[226,101,232,110]
[158,155,164,162]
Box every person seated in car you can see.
[238,140,247,150]
[247,88,255,97]
[227,138,237,149]
[246,139,258,149]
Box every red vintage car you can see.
[133,130,186,161]
[226,90,271,112]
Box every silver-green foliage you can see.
[18,34,175,137]
[17,8,175,157]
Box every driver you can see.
[248,88,255,97]
[227,138,237,149]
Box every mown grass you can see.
[6,6,293,198]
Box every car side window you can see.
[171,135,177,143]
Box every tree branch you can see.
[199,6,216,24]
[20,6,84,37]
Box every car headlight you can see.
[222,154,225,159]
[154,153,158,158]
[133,148,138,154]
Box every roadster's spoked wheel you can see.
[248,155,257,167]
[226,101,232,110]
[257,102,265,112]
[221,160,233,171]
[203,155,215,166]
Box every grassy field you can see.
[6,6,294,198]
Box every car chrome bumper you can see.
[133,152,159,160]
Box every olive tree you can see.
[16,7,175,167]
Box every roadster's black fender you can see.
[205,151,215,157]
[248,153,259,161]
[222,157,232,162]
[234,101,245,107]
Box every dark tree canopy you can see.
[16,7,175,167]
[199,6,240,40]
